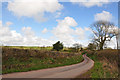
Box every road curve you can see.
[2,55,94,78]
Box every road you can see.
[2,55,94,78]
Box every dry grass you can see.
[96,49,118,78]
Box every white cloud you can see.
[53,17,76,45]
[42,28,48,34]
[2,0,119,2]
[108,26,120,35]
[105,36,117,49]
[94,11,113,21]
[6,21,13,27]
[0,21,54,46]
[52,17,90,46]
[22,27,35,37]
[1,20,116,48]
[56,17,78,27]
[55,12,61,18]
[70,0,109,8]
[85,27,91,31]
[8,0,63,22]
[0,21,23,45]
[75,27,85,40]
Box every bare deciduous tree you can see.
[87,42,97,50]
[109,26,120,49]
[91,21,116,50]
[73,43,82,52]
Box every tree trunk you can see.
[100,45,103,50]
[99,42,104,50]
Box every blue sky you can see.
[1,0,118,48]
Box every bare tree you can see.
[108,27,120,49]
[73,43,82,52]
[91,21,116,50]
[87,42,97,50]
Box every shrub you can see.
[87,43,97,50]
[53,41,63,51]
[2,47,83,74]
[81,51,87,55]
[73,43,82,52]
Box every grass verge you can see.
[2,47,83,74]
[76,49,118,78]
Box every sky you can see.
[0,0,119,48]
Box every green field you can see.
[2,46,53,50]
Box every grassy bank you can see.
[76,49,118,78]
[2,46,52,50]
[2,47,83,74]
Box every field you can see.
[2,46,53,50]
[76,49,118,78]
[2,46,119,78]
[2,46,83,74]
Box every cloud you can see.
[94,11,113,21]
[22,27,35,37]
[0,21,54,46]
[85,27,91,31]
[70,0,109,8]
[1,20,116,48]
[52,17,90,46]
[105,36,117,49]
[75,27,86,40]
[55,12,61,18]
[52,17,77,44]
[0,21,23,45]
[42,28,48,34]
[7,0,63,22]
